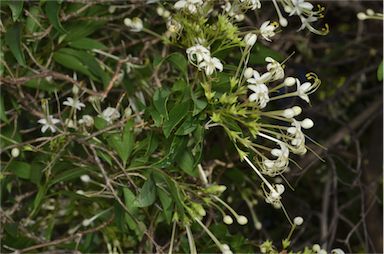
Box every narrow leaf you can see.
[4,24,26,66]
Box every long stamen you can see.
[243,156,276,193]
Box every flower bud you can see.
[11,148,20,158]
[366,9,375,15]
[82,219,91,227]
[284,77,296,86]
[156,6,164,16]
[283,108,295,118]
[237,215,248,225]
[72,85,79,95]
[244,67,254,79]
[255,222,262,230]
[293,216,304,226]
[279,17,288,27]
[301,118,314,129]
[357,12,367,20]
[80,175,91,183]
[223,215,233,225]
[312,244,321,252]
[292,106,302,116]
[108,6,116,13]
[244,33,257,47]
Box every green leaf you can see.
[153,89,170,119]
[107,120,134,164]
[64,21,105,42]
[158,188,173,223]
[45,1,65,33]
[69,38,107,50]
[0,94,8,123]
[377,61,383,81]
[176,151,196,176]
[163,101,190,138]
[94,117,108,130]
[8,161,31,180]
[154,53,188,77]
[53,51,94,79]
[4,24,26,66]
[249,43,284,65]
[134,174,156,207]
[49,167,90,186]
[31,184,47,217]
[167,52,188,76]
[175,117,197,136]
[152,136,188,168]
[7,1,24,22]
[26,6,40,33]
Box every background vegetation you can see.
[0,1,382,253]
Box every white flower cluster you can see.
[273,0,328,34]
[186,45,223,76]
[37,88,124,134]
[174,0,203,14]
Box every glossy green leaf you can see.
[158,188,173,223]
[26,6,40,33]
[107,121,134,164]
[4,24,26,66]
[69,37,107,50]
[7,1,24,22]
[49,167,90,186]
[176,150,196,176]
[53,51,94,78]
[45,1,65,33]
[175,117,197,136]
[249,43,284,65]
[153,89,170,119]
[167,52,188,76]
[163,101,190,138]
[134,174,156,207]
[8,161,31,180]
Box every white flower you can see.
[287,119,307,155]
[259,21,278,41]
[286,0,314,16]
[78,115,94,127]
[246,70,271,85]
[124,17,143,32]
[174,0,203,14]
[265,184,285,208]
[198,55,223,76]
[38,115,60,133]
[266,57,284,81]
[63,97,85,111]
[295,78,319,103]
[248,84,270,109]
[186,44,210,64]
[293,216,304,225]
[262,142,289,176]
[240,0,261,10]
[244,33,257,47]
[101,107,120,123]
